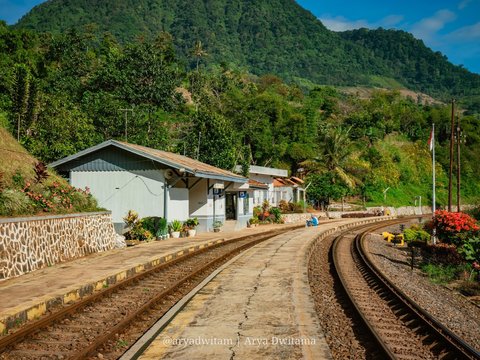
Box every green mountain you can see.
[15,0,388,86]
[340,28,480,99]
[14,0,480,101]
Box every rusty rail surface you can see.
[0,226,302,359]
[332,219,479,360]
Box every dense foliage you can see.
[427,210,479,245]
[12,0,480,104]
[0,127,100,216]
[341,28,480,102]
[0,23,479,209]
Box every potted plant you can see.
[213,220,223,232]
[170,219,183,238]
[184,217,199,237]
[122,210,153,245]
[248,217,259,227]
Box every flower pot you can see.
[171,231,181,238]
[188,229,196,237]
[213,228,220,233]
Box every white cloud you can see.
[445,22,480,41]
[458,0,472,9]
[319,16,370,32]
[409,10,457,42]
[319,14,404,32]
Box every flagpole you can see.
[432,123,437,245]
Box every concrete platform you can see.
[0,222,310,334]
[134,217,390,360]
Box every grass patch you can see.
[368,75,404,89]
[0,126,102,216]
[420,263,464,285]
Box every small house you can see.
[236,165,305,207]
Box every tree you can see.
[11,64,30,139]
[192,40,208,71]
[185,109,238,170]
[304,126,359,188]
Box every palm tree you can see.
[302,126,360,189]
[192,41,208,71]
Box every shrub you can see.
[23,182,98,213]
[458,236,480,265]
[403,225,430,244]
[278,200,289,213]
[253,206,262,218]
[123,210,153,241]
[422,243,464,265]
[213,220,223,229]
[270,207,283,223]
[466,205,480,221]
[33,161,49,184]
[420,263,463,284]
[11,170,24,189]
[142,216,168,238]
[0,189,33,216]
[262,199,270,213]
[425,210,479,246]
[290,201,304,213]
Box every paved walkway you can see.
[0,222,314,333]
[134,217,389,360]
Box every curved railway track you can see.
[331,221,480,360]
[0,227,299,360]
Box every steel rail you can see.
[356,225,480,360]
[0,226,301,357]
[70,231,278,359]
[331,219,406,360]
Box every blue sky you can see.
[1,0,479,74]
[297,0,480,74]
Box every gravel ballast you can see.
[366,229,480,352]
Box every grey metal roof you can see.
[234,165,288,178]
[49,140,247,183]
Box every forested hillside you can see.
[0,23,479,207]
[341,28,480,107]
[13,0,480,105]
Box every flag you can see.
[428,127,434,151]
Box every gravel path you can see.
[366,229,480,352]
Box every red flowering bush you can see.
[426,210,479,245]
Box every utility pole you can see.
[196,131,201,160]
[456,117,463,213]
[119,108,134,142]
[448,99,455,212]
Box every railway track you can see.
[331,221,480,360]
[0,227,299,360]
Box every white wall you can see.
[189,179,209,217]
[250,174,275,192]
[71,170,164,224]
[167,188,189,222]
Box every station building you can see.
[49,140,251,233]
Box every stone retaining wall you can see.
[281,212,324,224]
[0,212,117,280]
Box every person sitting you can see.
[306,214,319,227]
